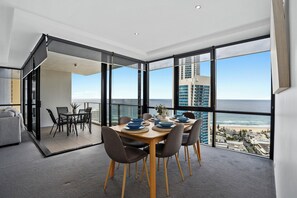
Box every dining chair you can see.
[143,124,185,196]
[143,113,152,120]
[182,112,195,119]
[182,119,202,176]
[56,107,68,128]
[182,112,195,135]
[46,109,67,137]
[102,127,150,198]
[119,117,148,148]
[118,116,148,178]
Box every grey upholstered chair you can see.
[118,116,148,177]
[182,119,202,175]
[102,127,149,198]
[119,117,148,148]
[182,112,195,119]
[143,113,152,120]
[182,112,195,134]
[143,124,185,196]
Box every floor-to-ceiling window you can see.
[148,58,174,116]
[176,51,213,146]
[111,63,141,125]
[215,38,271,157]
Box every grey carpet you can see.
[0,132,275,198]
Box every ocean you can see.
[73,98,271,127]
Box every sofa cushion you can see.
[0,111,14,118]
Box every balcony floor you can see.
[0,132,275,198]
[40,123,101,154]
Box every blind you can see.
[22,57,33,78]
[34,38,47,69]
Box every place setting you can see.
[152,121,176,132]
[172,115,195,125]
[121,118,149,133]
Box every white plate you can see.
[124,126,144,130]
[156,124,175,128]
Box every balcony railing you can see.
[83,102,140,125]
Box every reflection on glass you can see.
[215,113,270,157]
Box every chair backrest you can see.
[182,112,195,119]
[102,126,128,163]
[162,124,184,157]
[85,107,92,113]
[57,107,68,115]
[78,109,85,113]
[186,119,202,145]
[119,116,131,125]
[46,109,57,124]
[143,113,152,120]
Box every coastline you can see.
[217,124,270,132]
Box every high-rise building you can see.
[178,56,211,144]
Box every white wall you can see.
[274,0,297,197]
[40,69,71,127]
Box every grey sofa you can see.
[0,111,21,147]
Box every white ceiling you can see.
[0,0,271,69]
[42,51,101,75]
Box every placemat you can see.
[152,125,172,132]
[121,127,149,134]
[143,121,150,126]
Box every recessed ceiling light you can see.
[195,5,201,9]
[134,32,139,36]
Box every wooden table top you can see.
[110,119,195,140]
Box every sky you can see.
[72,51,271,101]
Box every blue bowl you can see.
[178,116,189,123]
[131,118,144,123]
[159,121,174,128]
[127,122,142,129]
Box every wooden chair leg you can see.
[104,160,112,192]
[164,158,169,196]
[175,154,184,181]
[196,141,202,163]
[140,158,145,181]
[121,164,127,198]
[144,158,150,188]
[194,144,201,166]
[186,146,192,176]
